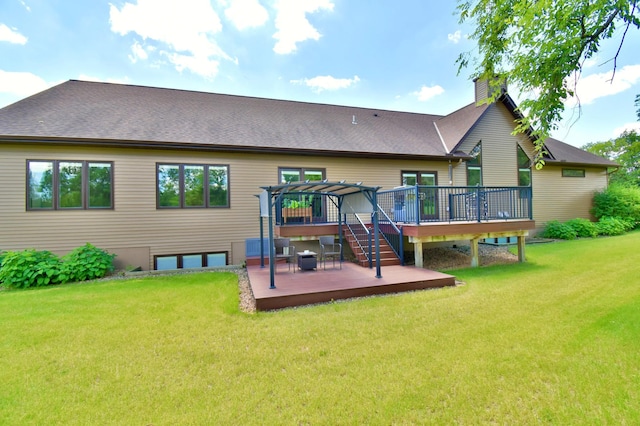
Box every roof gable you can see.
[434,101,490,152]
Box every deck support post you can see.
[470,238,479,267]
[414,241,423,268]
[517,235,526,262]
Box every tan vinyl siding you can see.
[453,103,531,187]
[0,143,448,269]
[474,80,489,103]
[532,165,608,229]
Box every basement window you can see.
[154,252,228,270]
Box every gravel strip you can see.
[421,244,519,271]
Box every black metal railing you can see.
[274,186,532,226]
[344,212,373,267]
[377,185,532,224]
[377,205,404,265]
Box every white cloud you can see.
[290,75,359,92]
[109,0,234,78]
[613,122,640,137]
[128,40,148,63]
[413,84,445,102]
[568,64,640,105]
[0,24,28,44]
[447,30,461,44]
[20,1,31,12]
[163,51,223,77]
[273,0,334,54]
[0,70,51,97]
[225,0,269,30]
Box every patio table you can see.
[297,251,317,271]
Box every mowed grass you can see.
[1,231,640,424]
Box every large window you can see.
[27,160,113,210]
[401,171,439,219]
[467,141,483,186]
[279,167,325,184]
[157,164,229,208]
[401,171,436,186]
[517,145,532,186]
[278,167,325,222]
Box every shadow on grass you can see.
[448,259,549,281]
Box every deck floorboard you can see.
[248,262,456,311]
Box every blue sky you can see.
[1,0,639,147]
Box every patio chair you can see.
[274,238,295,273]
[319,235,342,270]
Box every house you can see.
[0,79,617,271]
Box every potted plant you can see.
[282,195,313,223]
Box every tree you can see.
[583,130,640,186]
[636,93,640,121]
[457,0,640,167]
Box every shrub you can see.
[592,185,640,229]
[596,217,630,236]
[61,243,116,282]
[565,218,598,238]
[0,249,64,289]
[541,220,578,240]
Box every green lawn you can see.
[2,231,640,424]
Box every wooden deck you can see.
[247,262,456,311]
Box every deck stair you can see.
[343,229,402,267]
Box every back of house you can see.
[0,79,617,271]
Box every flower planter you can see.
[282,207,312,224]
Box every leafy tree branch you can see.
[457,0,640,167]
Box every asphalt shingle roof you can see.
[0,80,448,158]
[543,137,618,167]
[0,80,619,167]
[434,101,489,153]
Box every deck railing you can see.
[274,185,531,226]
[377,185,532,224]
[344,212,373,267]
[377,206,404,265]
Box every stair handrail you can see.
[377,205,404,264]
[344,212,372,264]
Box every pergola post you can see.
[337,196,344,261]
[268,189,276,289]
[372,190,381,278]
